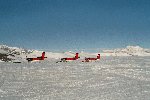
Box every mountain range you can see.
[0,45,150,62]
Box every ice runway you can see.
[0,57,150,100]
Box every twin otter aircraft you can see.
[82,54,100,62]
[26,52,47,62]
[26,52,100,63]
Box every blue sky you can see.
[0,0,150,50]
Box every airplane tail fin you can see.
[41,52,45,60]
[97,54,100,59]
[75,53,79,59]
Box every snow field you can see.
[0,57,150,100]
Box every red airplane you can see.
[82,54,100,62]
[57,53,79,63]
[26,52,47,62]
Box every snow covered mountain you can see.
[102,46,150,56]
[0,45,32,62]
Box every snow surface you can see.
[0,57,150,100]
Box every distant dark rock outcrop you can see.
[0,45,33,62]
[0,53,12,62]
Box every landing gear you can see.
[56,58,67,63]
[61,58,67,62]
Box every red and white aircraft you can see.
[26,52,47,62]
[82,54,100,62]
[57,53,79,63]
